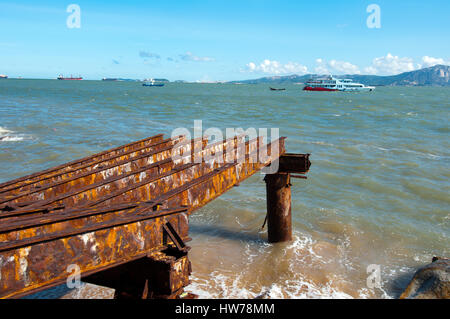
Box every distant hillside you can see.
[229,65,450,86]
[229,74,309,85]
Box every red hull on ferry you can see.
[303,86,337,92]
[303,76,375,92]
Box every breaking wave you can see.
[184,232,386,299]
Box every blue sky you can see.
[0,0,449,81]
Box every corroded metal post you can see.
[265,173,292,243]
[264,153,311,243]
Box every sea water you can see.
[1,79,448,298]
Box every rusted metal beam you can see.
[163,222,188,252]
[0,134,248,211]
[0,136,203,207]
[0,204,190,299]
[82,248,192,299]
[161,138,285,212]
[0,133,165,192]
[85,136,267,211]
[0,135,188,201]
[0,132,308,299]
[278,153,311,174]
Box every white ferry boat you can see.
[303,76,375,92]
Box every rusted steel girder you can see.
[0,133,309,299]
[0,137,280,233]
[85,136,270,211]
[279,153,311,175]
[82,247,192,299]
[0,135,188,203]
[0,134,249,211]
[0,133,165,193]
[0,136,201,208]
[0,204,190,299]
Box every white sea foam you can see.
[0,136,26,142]
[146,120,173,129]
[265,280,354,299]
[299,140,335,147]
[184,233,374,299]
[356,143,443,160]
[0,126,33,142]
[312,141,334,146]
[185,267,356,299]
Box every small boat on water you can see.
[0,75,8,79]
[142,79,164,87]
[270,87,286,91]
[303,76,375,92]
[58,75,83,80]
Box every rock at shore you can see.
[400,257,449,299]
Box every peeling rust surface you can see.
[0,135,188,205]
[0,205,189,299]
[278,153,311,174]
[0,133,308,299]
[0,134,165,194]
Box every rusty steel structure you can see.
[0,133,310,299]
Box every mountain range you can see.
[228,65,450,86]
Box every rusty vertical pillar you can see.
[264,172,292,243]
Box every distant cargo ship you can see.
[102,78,118,81]
[303,76,375,92]
[0,74,8,79]
[143,82,164,87]
[57,75,83,80]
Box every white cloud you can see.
[363,66,379,75]
[328,60,360,74]
[362,54,449,75]
[314,58,330,74]
[245,59,308,75]
[180,52,215,62]
[246,62,257,71]
[368,53,418,75]
[421,56,450,68]
[314,58,360,75]
[245,54,448,78]
[282,61,309,74]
